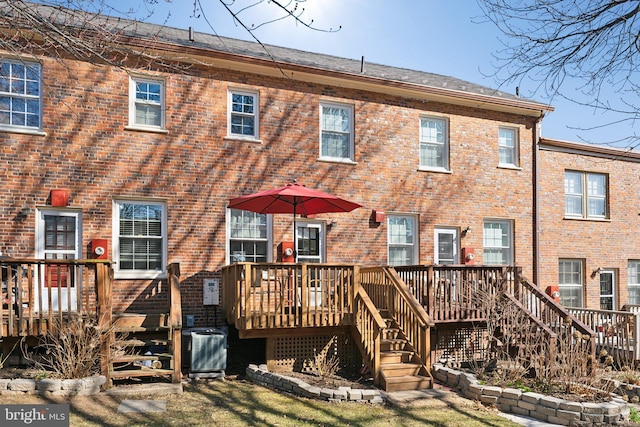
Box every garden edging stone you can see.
[432,364,630,425]
[0,375,106,396]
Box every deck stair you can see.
[378,314,432,392]
[107,312,177,384]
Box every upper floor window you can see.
[559,259,583,307]
[0,59,41,130]
[113,199,166,279]
[227,209,270,263]
[228,90,259,139]
[388,215,417,266]
[320,103,354,162]
[629,260,640,305]
[564,171,607,219]
[419,117,449,170]
[129,77,164,129]
[483,220,513,265]
[498,127,518,167]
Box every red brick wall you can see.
[538,146,640,309]
[0,53,538,326]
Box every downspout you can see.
[533,111,545,286]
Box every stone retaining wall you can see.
[433,364,630,425]
[246,364,383,404]
[0,375,106,396]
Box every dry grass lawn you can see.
[1,377,520,426]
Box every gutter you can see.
[533,112,545,286]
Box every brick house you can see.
[538,137,640,310]
[0,8,553,331]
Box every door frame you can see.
[295,219,325,263]
[599,268,617,311]
[434,227,459,265]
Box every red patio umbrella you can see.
[228,182,362,261]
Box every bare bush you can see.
[305,347,340,379]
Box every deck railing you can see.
[359,266,433,377]
[1,258,112,337]
[221,262,357,331]
[569,307,640,362]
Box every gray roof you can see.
[17,2,547,109]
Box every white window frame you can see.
[128,75,165,130]
[319,102,355,162]
[387,214,418,266]
[112,199,167,279]
[628,260,640,305]
[228,89,259,140]
[0,58,42,132]
[296,220,325,263]
[35,208,82,260]
[482,219,514,265]
[498,127,519,167]
[226,208,272,263]
[564,170,608,219]
[419,117,449,171]
[559,259,584,308]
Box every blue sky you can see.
[108,0,635,146]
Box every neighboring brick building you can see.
[538,138,640,310]
[0,9,553,326]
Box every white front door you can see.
[35,209,82,312]
[434,228,459,265]
[600,269,616,311]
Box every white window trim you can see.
[227,89,260,141]
[387,214,418,266]
[319,102,355,162]
[0,58,42,132]
[564,170,608,220]
[558,259,584,307]
[112,199,167,280]
[419,116,449,172]
[226,208,273,264]
[482,219,514,265]
[498,127,519,167]
[629,260,640,305]
[35,208,82,259]
[127,75,166,131]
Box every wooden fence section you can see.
[1,258,112,337]
[569,307,640,362]
[221,263,357,333]
[359,266,433,375]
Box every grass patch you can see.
[0,377,520,426]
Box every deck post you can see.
[634,313,640,360]
[96,262,113,387]
[168,263,182,383]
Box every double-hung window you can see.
[320,103,354,162]
[564,171,607,219]
[483,220,513,265]
[388,215,417,266]
[228,90,259,139]
[559,259,583,307]
[629,261,640,305]
[228,209,270,263]
[113,200,167,279]
[419,117,448,170]
[498,127,518,167]
[0,59,41,130]
[129,76,165,129]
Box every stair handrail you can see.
[508,273,596,376]
[353,286,387,385]
[359,267,434,379]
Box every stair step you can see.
[113,312,169,328]
[109,369,174,379]
[116,339,170,348]
[382,328,401,339]
[380,350,414,364]
[383,374,433,392]
[111,353,173,363]
[113,326,171,333]
[381,338,407,351]
[380,362,422,377]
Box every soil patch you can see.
[277,369,375,390]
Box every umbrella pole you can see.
[293,203,297,263]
